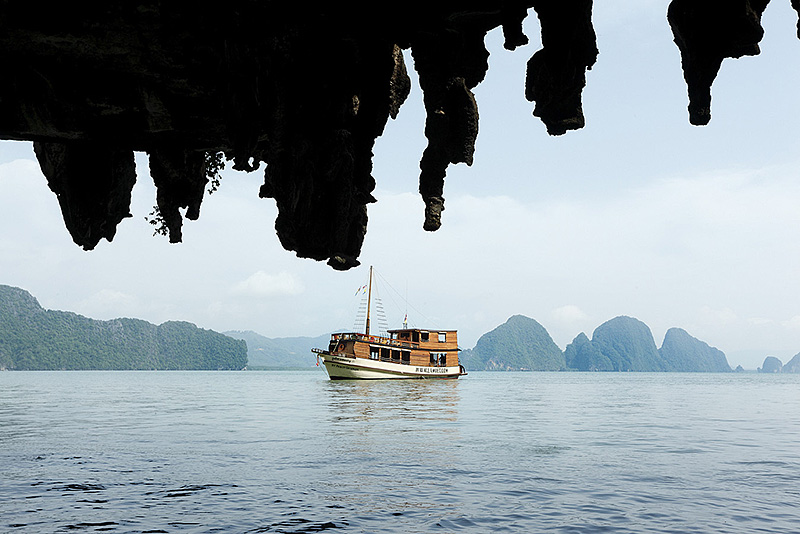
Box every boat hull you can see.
[320,353,465,380]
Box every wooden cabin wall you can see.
[353,343,370,359]
[418,335,458,352]
[410,354,429,367]
[347,329,460,368]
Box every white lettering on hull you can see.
[321,354,461,379]
[414,367,450,374]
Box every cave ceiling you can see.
[1,1,798,269]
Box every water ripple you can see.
[1,371,799,533]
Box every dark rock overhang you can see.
[1,1,797,270]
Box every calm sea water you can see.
[1,371,798,533]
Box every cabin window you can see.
[401,351,410,363]
[438,332,446,342]
[430,352,447,366]
[370,347,380,360]
[399,332,410,340]
[380,348,390,360]
[412,331,419,342]
[421,332,429,342]
[391,350,400,361]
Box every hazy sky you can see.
[2,3,800,369]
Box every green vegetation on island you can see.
[460,315,565,371]
[659,327,731,372]
[468,314,733,372]
[566,316,666,371]
[6,282,791,373]
[0,285,247,370]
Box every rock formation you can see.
[756,353,800,373]
[469,314,734,372]
[460,314,565,371]
[659,327,731,372]
[783,352,800,373]
[668,0,770,125]
[570,316,667,372]
[564,331,614,371]
[1,2,797,268]
[565,320,733,372]
[759,355,784,373]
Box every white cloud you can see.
[76,289,139,319]
[592,0,671,29]
[552,305,589,323]
[697,306,738,326]
[231,270,305,297]
[547,305,593,347]
[0,158,63,234]
[368,160,800,350]
[781,316,800,330]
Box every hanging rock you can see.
[0,1,797,269]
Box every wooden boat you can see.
[313,267,466,380]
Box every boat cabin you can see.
[327,328,459,368]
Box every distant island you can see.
[460,315,564,371]
[224,330,327,369]
[0,285,246,370]
[757,353,800,373]
[4,283,797,373]
[462,315,733,372]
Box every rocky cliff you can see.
[1,2,796,269]
[461,315,565,371]
[578,316,667,372]
[659,327,731,372]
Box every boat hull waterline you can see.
[320,353,465,380]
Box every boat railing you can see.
[331,332,416,349]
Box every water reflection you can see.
[323,379,460,425]
[317,379,465,516]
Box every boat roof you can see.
[386,327,456,333]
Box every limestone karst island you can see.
[6,285,799,372]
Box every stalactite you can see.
[0,2,796,269]
[668,0,770,126]
[33,141,136,250]
[525,0,598,136]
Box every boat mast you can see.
[365,266,373,335]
